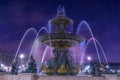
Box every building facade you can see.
[0,49,14,66]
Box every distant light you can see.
[22,65,24,67]
[1,64,4,67]
[19,54,25,59]
[106,65,110,69]
[85,65,90,70]
[110,69,115,73]
[18,66,21,68]
[87,56,91,61]
[118,70,120,73]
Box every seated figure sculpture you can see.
[24,55,37,73]
[11,60,18,74]
[91,58,101,76]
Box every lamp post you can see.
[87,56,91,67]
[87,56,91,74]
[19,54,25,72]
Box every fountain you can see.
[11,6,110,76]
[39,6,84,75]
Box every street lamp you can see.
[19,54,25,60]
[19,54,25,72]
[87,56,91,74]
[87,56,91,61]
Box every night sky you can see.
[0,0,120,63]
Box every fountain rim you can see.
[38,33,84,48]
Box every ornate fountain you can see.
[39,6,84,75]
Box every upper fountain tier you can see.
[39,6,84,48]
[50,6,73,33]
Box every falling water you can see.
[39,46,50,75]
[40,33,53,64]
[13,28,37,63]
[48,20,52,33]
[29,27,49,62]
[80,38,108,65]
[41,46,49,64]
[76,20,101,64]
[94,38,108,65]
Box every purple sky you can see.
[0,0,120,63]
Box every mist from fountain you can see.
[41,46,49,64]
[72,47,76,66]
[71,40,85,64]
[76,20,101,64]
[29,27,48,62]
[80,38,108,65]
[13,28,37,63]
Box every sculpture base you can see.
[0,73,120,80]
[41,48,80,75]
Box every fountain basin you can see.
[39,33,84,48]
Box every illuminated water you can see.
[29,27,48,62]
[77,20,101,64]
[80,38,108,65]
[13,28,37,63]
[13,10,109,75]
